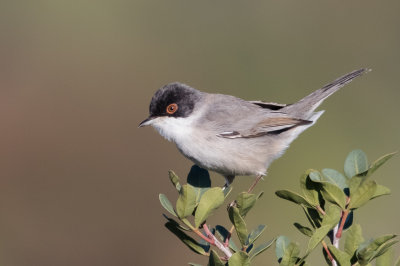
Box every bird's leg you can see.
[223,175,235,190]
[247,174,264,193]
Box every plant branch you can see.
[335,209,349,238]
[203,224,233,258]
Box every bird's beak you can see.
[138,116,156,128]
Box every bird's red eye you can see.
[166,103,178,114]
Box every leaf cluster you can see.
[275,150,398,265]
[159,165,275,265]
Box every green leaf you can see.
[322,168,348,190]
[249,238,275,259]
[228,251,250,266]
[276,235,290,260]
[236,192,257,217]
[300,170,321,206]
[366,151,397,176]
[280,242,300,266]
[165,221,208,255]
[306,206,341,254]
[348,175,364,195]
[371,184,391,200]
[376,246,393,266]
[176,184,197,219]
[293,223,313,237]
[309,171,347,209]
[208,250,225,266]
[344,149,368,178]
[344,224,364,257]
[320,182,347,210]
[169,170,182,191]
[275,190,312,207]
[228,206,248,246]
[159,194,178,217]
[195,187,224,228]
[246,224,266,246]
[328,245,351,266]
[348,180,377,210]
[356,235,398,264]
[372,240,399,261]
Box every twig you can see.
[335,210,349,238]
[203,224,233,258]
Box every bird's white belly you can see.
[151,116,271,176]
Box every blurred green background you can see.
[0,1,399,265]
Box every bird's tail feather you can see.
[283,68,370,118]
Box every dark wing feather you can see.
[250,101,287,110]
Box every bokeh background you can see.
[1,1,399,265]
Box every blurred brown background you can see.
[0,1,399,265]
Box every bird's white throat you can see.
[150,116,195,143]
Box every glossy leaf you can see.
[276,235,290,260]
[344,149,368,178]
[165,221,208,255]
[280,242,300,266]
[328,245,351,266]
[195,187,224,228]
[246,224,266,246]
[228,206,248,246]
[236,192,257,217]
[322,168,348,190]
[159,194,177,217]
[348,180,377,210]
[293,223,313,237]
[249,238,275,259]
[208,250,225,266]
[300,170,320,206]
[366,151,397,176]
[169,170,181,191]
[228,251,250,266]
[275,190,312,207]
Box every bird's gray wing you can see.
[216,115,312,139]
[198,94,311,139]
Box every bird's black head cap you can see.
[149,82,202,118]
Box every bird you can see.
[139,69,369,189]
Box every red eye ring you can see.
[166,103,178,114]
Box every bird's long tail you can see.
[282,68,370,119]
